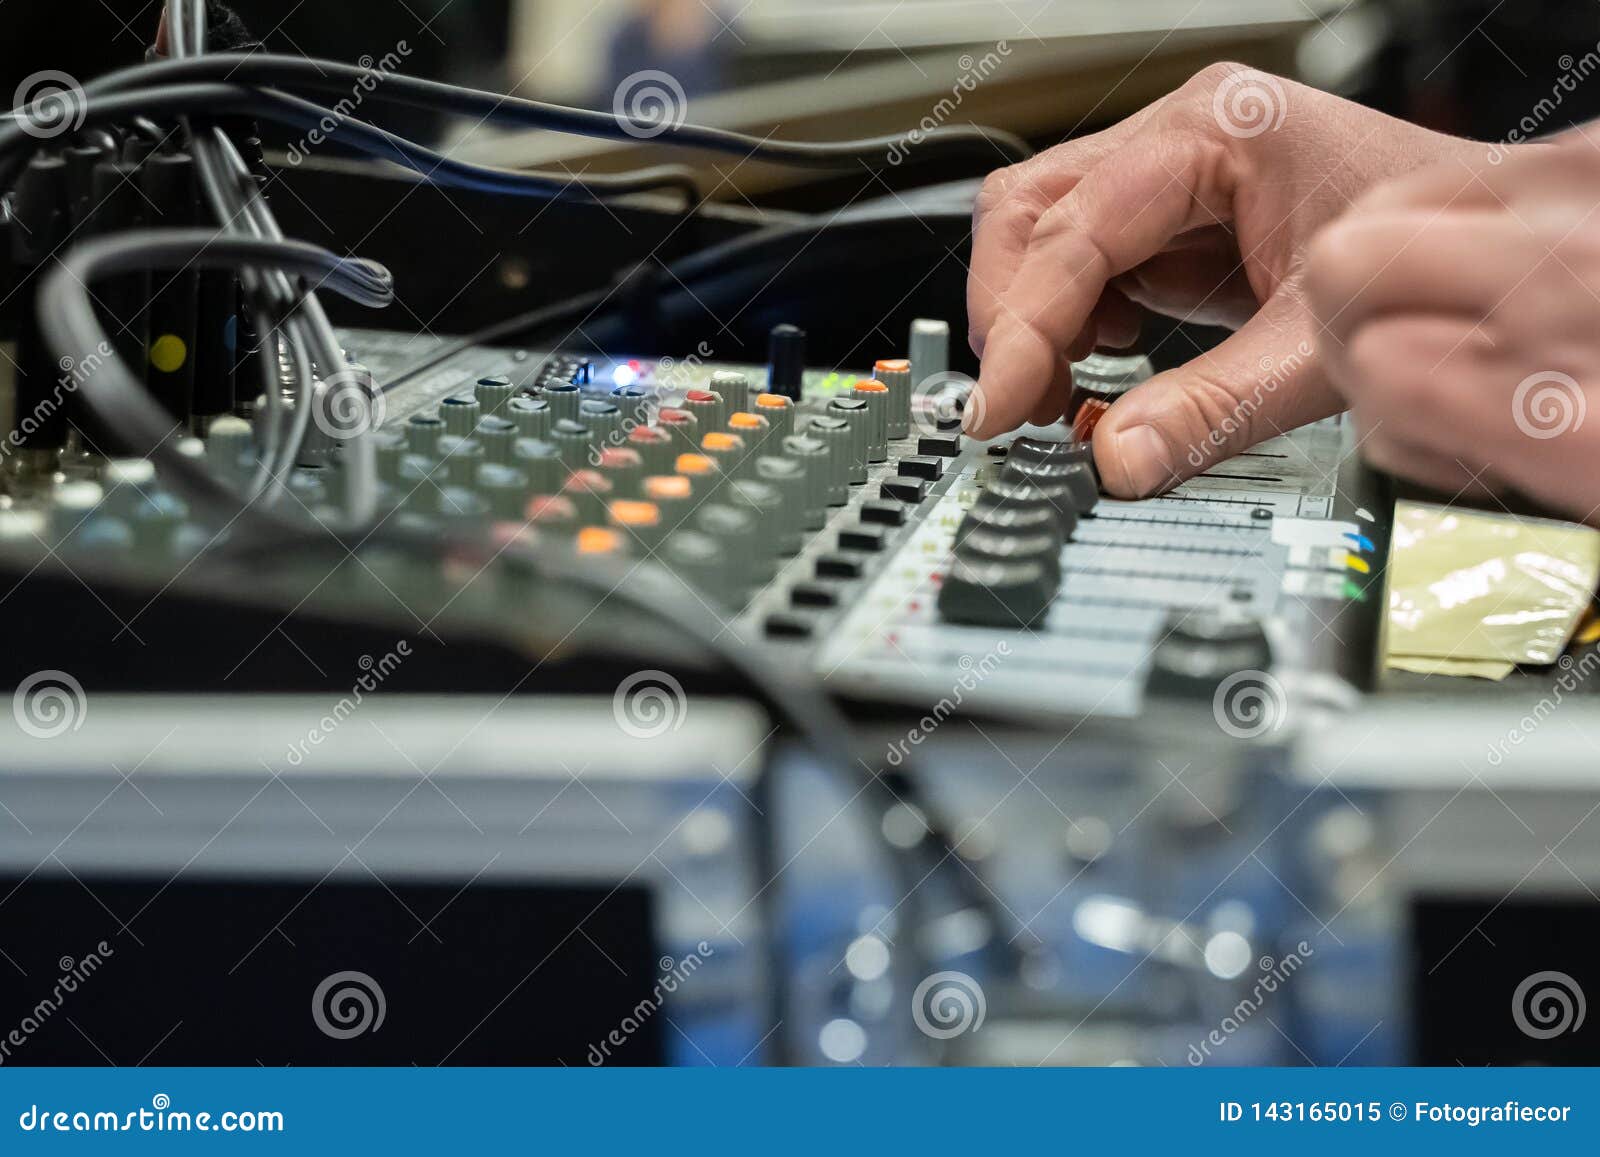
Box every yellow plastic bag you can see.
[1385,502,1600,675]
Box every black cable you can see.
[0,84,702,207]
[89,53,1035,170]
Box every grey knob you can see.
[754,456,806,555]
[543,382,582,423]
[826,397,870,485]
[874,359,913,440]
[909,318,950,390]
[627,425,674,475]
[694,503,757,601]
[656,407,699,457]
[550,418,592,471]
[728,479,782,582]
[780,433,831,529]
[475,375,516,417]
[439,392,481,438]
[477,462,530,519]
[755,392,794,439]
[475,416,519,466]
[508,395,552,441]
[661,529,733,608]
[407,413,446,458]
[806,417,852,506]
[596,446,644,499]
[682,390,725,434]
[580,398,623,455]
[610,385,653,429]
[513,437,564,495]
[853,380,889,462]
[710,370,750,416]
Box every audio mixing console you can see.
[334,322,1390,721]
[0,317,1388,723]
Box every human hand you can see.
[967,63,1478,496]
[1306,130,1600,524]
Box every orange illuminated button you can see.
[702,431,743,451]
[576,526,625,555]
[643,474,694,534]
[675,453,718,477]
[609,500,661,527]
[645,475,692,501]
[729,412,767,430]
[755,393,795,437]
[609,501,664,550]
[874,358,910,374]
[853,379,888,394]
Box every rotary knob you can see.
[475,375,515,417]
[439,392,481,438]
[767,323,806,400]
[508,395,552,441]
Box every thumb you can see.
[1090,289,1339,497]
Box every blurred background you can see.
[8,0,1600,211]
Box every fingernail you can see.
[1110,425,1171,496]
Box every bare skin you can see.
[966,64,1487,497]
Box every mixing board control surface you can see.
[339,326,1384,719]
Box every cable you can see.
[0,84,703,213]
[88,53,1035,170]
[33,228,391,514]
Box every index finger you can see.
[967,112,1156,356]
[970,130,1234,438]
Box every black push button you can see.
[881,478,928,503]
[839,524,887,552]
[859,500,907,527]
[898,455,943,481]
[816,553,866,579]
[918,434,962,458]
[791,582,841,609]
[764,613,815,639]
